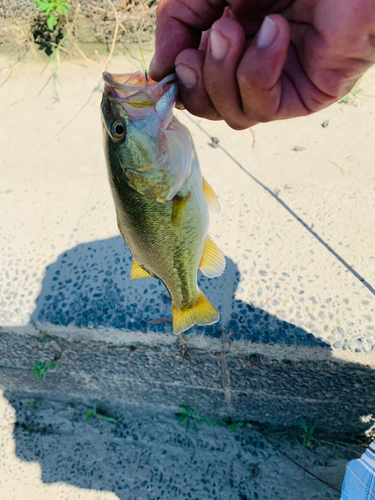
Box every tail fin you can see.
[172,292,219,335]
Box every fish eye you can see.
[110,120,126,141]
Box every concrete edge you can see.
[1,322,374,366]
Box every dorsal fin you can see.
[203,178,220,214]
[199,236,226,278]
[131,260,152,279]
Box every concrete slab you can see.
[1,51,375,442]
[0,388,363,500]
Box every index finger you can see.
[149,0,297,81]
[149,0,227,81]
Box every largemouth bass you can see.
[101,71,225,334]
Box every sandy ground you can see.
[1,47,375,499]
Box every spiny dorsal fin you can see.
[203,178,220,214]
[199,236,226,278]
[172,191,191,236]
[131,260,152,279]
[172,291,219,334]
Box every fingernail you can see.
[175,65,198,89]
[256,16,278,49]
[210,29,229,60]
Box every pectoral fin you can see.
[203,178,220,214]
[172,192,191,236]
[199,236,226,278]
[131,260,152,279]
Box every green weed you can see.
[339,73,364,105]
[301,421,316,447]
[176,405,204,433]
[21,423,33,436]
[25,399,39,410]
[84,403,118,425]
[34,0,70,31]
[33,359,59,382]
[222,416,245,434]
[176,405,245,434]
[339,88,363,104]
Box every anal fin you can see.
[203,178,220,214]
[172,292,219,334]
[131,260,152,279]
[199,236,226,278]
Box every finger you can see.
[203,18,257,129]
[289,13,375,99]
[175,49,221,120]
[149,0,226,81]
[283,45,335,115]
[236,14,310,122]
[229,0,295,18]
[149,0,296,82]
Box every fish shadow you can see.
[31,236,328,348]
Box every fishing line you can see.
[185,113,375,297]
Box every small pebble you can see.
[363,343,371,353]
[292,146,306,152]
[321,119,330,128]
[349,339,358,350]
[211,137,219,144]
[333,341,342,349]
[208,142,219,148]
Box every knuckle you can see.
[243,104,274,123]
[236,68,256,93]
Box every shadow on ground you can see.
[30,236,327,347]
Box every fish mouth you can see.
[103,71,177,108]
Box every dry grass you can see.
[77,0,157,45]
[0,0,157,56]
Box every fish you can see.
[101,70,225,334]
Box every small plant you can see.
[176,405,245,434]
[339,88,363,104]
[176,405,203,433]
[34,0,70,31]
[21,423,33,436]
[222,416,245,433]
[25,399,39,410]
[84,403,118,425]
[301,421,315,447]
[33,359,59,382]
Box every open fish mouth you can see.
[103,71,177,108]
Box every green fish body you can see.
[101,72,225,334]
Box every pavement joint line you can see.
[219,337,233,416]
[185,113,375,297]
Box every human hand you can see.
[149,0,375,129]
